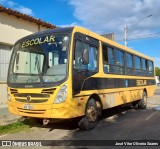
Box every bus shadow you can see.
[20,104,135,131]
[47,119,78,131]
[100,104,134,120]
[20,117,78,130]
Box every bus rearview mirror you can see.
[82,49,89,65]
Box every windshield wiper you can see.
[35,54,45,86]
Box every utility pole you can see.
[124,25,128,47]
[123,15,152,47]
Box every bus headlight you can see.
[54,84,68,104]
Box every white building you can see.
[0,5,56,108]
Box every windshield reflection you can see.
[8,34,69,85]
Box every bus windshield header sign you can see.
[21,35,55,48]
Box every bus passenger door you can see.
[72,33,99,95]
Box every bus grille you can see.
[10,88,56,103]
[17,108,46,114]
[14,93,50,98]
[14,93,50,103]
[15,98,48,103]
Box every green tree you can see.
[155,67,160,76]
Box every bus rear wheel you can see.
[133,91,147,109]
[78,99,98,131]
[138,91,147,109]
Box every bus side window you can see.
[83,43,98,71]
[102,44,109,72]
[74,40,98,71]
[126,53,133,75]
[74,40,83,69]
[102,43,114,73]
[142,58,147,76]
[134,55,141,76]
[115,49,124,74]
[148,60,153,76]
[142,58,146,70]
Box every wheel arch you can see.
[143,88,148,96]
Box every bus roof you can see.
[16,27,74,44]
[16,26,153,61]
[73,26,154,61]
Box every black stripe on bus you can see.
[81,78,155,91]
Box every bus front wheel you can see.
[78,99,98,131]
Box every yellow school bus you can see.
[7,26,156,130]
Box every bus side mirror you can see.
[82,49,89,65]
[16,53,20,64]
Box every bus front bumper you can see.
[8,101,77,119]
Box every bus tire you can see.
[78,99,98,131]
[133,102,139,109]
[138,91,147,109]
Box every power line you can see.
[128,35,160,41]
[128,34,160,41]
[117,32,160,41]
[128,32,160,39]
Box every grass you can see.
[0,118,36,135]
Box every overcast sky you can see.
[1,0,160,66]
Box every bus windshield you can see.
[8,34,70,85]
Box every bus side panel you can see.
[99,89,144,109]
[146,85,156,97]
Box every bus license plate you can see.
[23,104,33,110]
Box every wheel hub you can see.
[86,105,97,122]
